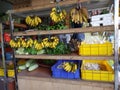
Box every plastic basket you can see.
[81,60,114,82]
[79,42,113,56]
[0,69,15,77]
[51,60,81,79]
[5,52,13,60]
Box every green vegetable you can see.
[16,47,25,54]
[31,49,37,55]
[58,42,70,54]
[28,63,39,71]
[18,65,26,70]
[37,49,45,54]
[25,59,35,68]
[46,42,71,55]
[24,47,37,55]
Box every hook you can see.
[76,0,82,10]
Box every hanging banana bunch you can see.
[50,7,67,23]
[70,4,89,24]
[25,16,42,27]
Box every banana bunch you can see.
[34,37,59,50]
[70,7,88,24]
[63,62,77,73]
[26,38,33,48]
[9,38,34,48]
[50,7,67,23]
[34,42,44,50]
[9,40,18,48]
[9,36,59,50]
[42,36,59,48]
[25,16,42,27]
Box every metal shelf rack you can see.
[5,0,120,90]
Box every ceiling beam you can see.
[1,0,13,4]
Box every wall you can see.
[0,0,12,13]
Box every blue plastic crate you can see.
[51,60,81,79]
[5,52,13,61]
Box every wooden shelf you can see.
[18,67,51,78]
[15,54,114,60]
[5,21,27,29]
[13,25,114,36]
[13,0,88,13]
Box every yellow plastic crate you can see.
[81,60,114,82]
[79,42,113,56]
[0,69,15,77]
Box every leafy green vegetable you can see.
[45,42,71,55]
[37,49,45,54]
[24,47,37,55]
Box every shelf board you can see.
[13,25,114,36]
[5,21,27,29]
[12,0,88,13]
[18,67,51,78]
[18,67,114,87]
[15,54,114,60]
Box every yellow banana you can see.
[34,16,39,26]
[82,14,88,22]
[31,19,34,27]
[25,16,31,25]
[64,65,71,72]
[71,64,77,73]
[34,40,37,45]
[63,62,69,66]
[63,62,72,72]
[79,11,83,23]
[36,16,42,23]
[52,7,56,12]
[80,7,89,19]
[74,64,77,71]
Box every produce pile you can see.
[84,63,106,71]
[58,62,78,73]
[18,59,39,71]
[9,36,71,55]
[37,22,67,30]
[9,36,59,49]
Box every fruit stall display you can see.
[4,1,115,86]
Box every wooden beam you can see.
[13,25,114,36]
[13,0,89,13]
[15,54,114,60]
[5,21,27,29]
